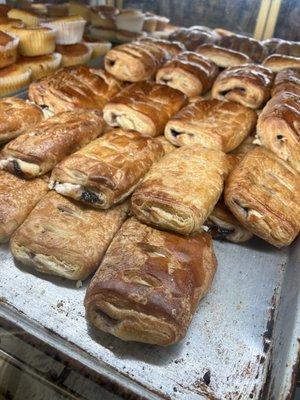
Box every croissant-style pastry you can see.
[196,44,251,68]
[256,92,300,173]
[262,38,300,57]
[218,34,268,63]
[169,26,219,50]
[138,37,185,56]
[230,135,256,160]
[0,110,104,178]
[225,147,300,247]
[212,64,274,109]
[84,217,217,345]
[103,81,187,137]
[262,54,300,72]
[156,52,218,97]
[10,192,129,280]
[0,171,48,243]
[50,129,164,209]
[164,97,257,151]
[131,145,232,235]
[28,65,123,114]
[104,40,171,82]
[271,68,300,97]
[0,97,43,144]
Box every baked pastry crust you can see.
[165,97,257,151]
[103,81,187,137]
[169,26,219,50]
[0,64,32,97]
[28,66,123,114]
[256,91,300,173]
[0,110,104,178]
[262,54,300,72]
[138,37,185,56]
[56,43,92,67]
[131,145,232,235]
[204,201,253,243]
[224,146,300,247]
[218,34,268,63]
[196,44,251,68]
[0,171,48,243]
[156,51,218,97]
[17,53,62,80]
[0,97,43,143]
[10,191,129,280]
[9,26,56,56]
[271,68,300,97]
[104,40,171,82]
[84,217,217,345]
[212,64,274,109]
[0,31,19,68]
[50,129,164,209]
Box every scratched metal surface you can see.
[0,235,298,400]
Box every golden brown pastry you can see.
[17,53,62,80]
[204,201,253,243]
[10,191,129,280]
[156,52,218,97]
[218,34,268,63]
[0,110,104,179]
[103,81,187,137]
[271,68,300,97]
[196,44,251,68]
[212,64,274,109]
[56,43,92,67]
[0,171,48,243]
[0,30,19,68]
[9,26,56,56]
[0,64,32,96]
[83,36,112,58]
[0,17,24,33]
[115,29,146,43]
[0,5,11,17]
[90,5,118,29]
[69,1,91,22]
[230,135,256,160]
[138,37,185,56]
[154,136,176,154]
[84,217,217,345]
[104,40,172,82]
[28,66,123,114]
[0,97,43,144]
[262,54,300,72]
[256,92,300,173]
[131,145,232,235]
[262,38,300,57]
[169,26,219,50]
[50,129,164,209]
[115,9,145,32]
[47,3,69,18]
[165,97,257,151]
[224,146,300,247]
[7,8,42,27]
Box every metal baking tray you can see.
[0,234,299,400]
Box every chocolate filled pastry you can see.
[218,34,268,63]
[165,97,257,151]
[10,192,129,280]
[0,110,104,179]
[103,81,187,137]
[225,147,300,247]
[0,171,48,243]
[230,135,256,160]
[196,44,251,68]
[50,129,164,209]
[263,38,300,58]
[0,97,43,144]
[84,217,217,345]
[212,64,274,109]
[131,145,232,235]
[256,92,300,173]
[204,201,252,243]
[271,68,300,97]
[138,37,185,56]
[104,40,173,82]
[156,52,218,97]
[28,66,123,114]
[169,26,219,51]
[262,54,300,72]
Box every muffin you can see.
[156,16,170,30]
[90,6,118,29]
[56,43,92,67]
[89,26,118,42]
[0,17,24,33]
[143,12,158,33]
[47,4,69,18]
[17,53,62,80]
[83,36,112,58]
[10,26,56,56]
[29,4,48,16]
[68,1,91,22]
[7,8,42,27]
[115,9,145,33]
[0,31,19,68]
[42,16,86,45]
[0,64,31,96]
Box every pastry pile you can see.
[0,9,298,347]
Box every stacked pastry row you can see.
[0,4,112,96]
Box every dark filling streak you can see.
[81,190,101,204]
[220,87,246,96]
[161,78,171,84]
[171,129,181,138]
[12,160,24,178]
[276,134,284,141]
[207,223,234,239]
[107,59,116,67]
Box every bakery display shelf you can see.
[0,232,299,400]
